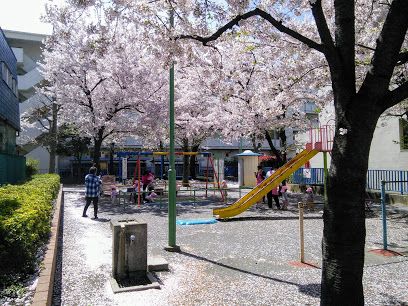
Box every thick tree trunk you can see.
[91,128,105,171]
[321,98,381,305]
[189,144,199,179]
[49,148,56,174]
[182,138,190,186]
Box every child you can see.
[255,165,266,206]
[221,180,228,200]
[281,183,289,210]
[111,185,118,204]
[145,191,158,202]
[305,186,314,211]
[145,185,157,202]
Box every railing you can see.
[367,170,408,194]
[0,153,26,185]
[306,125,335,152]
[290,168,408,194]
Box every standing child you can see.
[281,182,289,210]
[305,186,314,211]
[255,165,266,206]
[221,180,228,201]
[111,185,118,204]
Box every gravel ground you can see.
[52,187,408,306]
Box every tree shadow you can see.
[178,251,321,299]
[218,215,323,222]
[379,292,408,305]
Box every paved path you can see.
[52,188,408,305]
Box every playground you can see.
[52,187,408,305]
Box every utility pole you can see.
[165,7,180,252]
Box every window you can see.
[400,119,408,150]
[1,61,18,96]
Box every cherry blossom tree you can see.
[129,1,407,304]
[41,1,167,168]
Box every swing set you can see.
[114,151,225,206]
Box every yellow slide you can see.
[213,149,319,219]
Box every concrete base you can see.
[110,272,160,293]
[164,245,181,252]
[148,256,169,271]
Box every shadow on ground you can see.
[179,251,321,299]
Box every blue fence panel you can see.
[290,168,324,185]
[291,168,408,194]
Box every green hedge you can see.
[0,174,60,275]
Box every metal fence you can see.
[290,168,325,186]
[290,168,408,194]
[0,153,26,185]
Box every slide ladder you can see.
[213,148,319,219]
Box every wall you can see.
[0,29,19,132]
[369,115,408,170]
[26,146,50,174]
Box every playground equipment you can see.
[213,126,334,219]
[236,150,262,187]
[114,151,224,206]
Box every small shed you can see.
[236,150,262,187]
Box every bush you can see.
[0,174,60,275]
[25,158,40,178]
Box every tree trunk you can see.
[77,155,82,183]
[189,144,199,179]
[49,102,58,173]
[49,147,56,174]
[277,128,287,165]
[264,130,284,165]
[182,138,190,187]
[321,98,381,305]
[92,136,103,171]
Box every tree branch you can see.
[397,51,408,66]
[90,78,107,93]
[310,0,335,54]
[177,8,323,53]
[356,44,376,52]
[384,81,408,110]
[360,0,408,101]
[246,51,257,88]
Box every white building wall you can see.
[369,116,408,170]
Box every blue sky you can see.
[0,0,57,34]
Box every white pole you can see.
[298,202,305,263]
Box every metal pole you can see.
[381,180,387,250]
[160,155,164,179]
[137,154,141,207]
[205,154,209,198]
[399,171,403,195]
[323,151,328,204]
[298,202,305,263]
[167,8,178,251]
